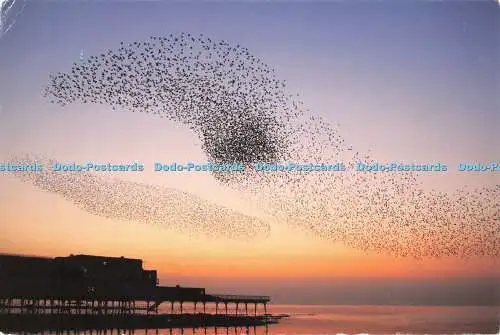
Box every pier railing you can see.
[210,294,270,302]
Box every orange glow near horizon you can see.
[1,180,498,282]
[0,133,498,283]
[2,242,498,280]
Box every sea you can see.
[266,305,500,334]
[2,305,498,335]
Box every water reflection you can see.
[10,326,269,335]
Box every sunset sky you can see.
[0,1,498,305]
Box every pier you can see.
[0,254,277,331]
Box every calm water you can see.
[267,305,500,334]
[2,305,499,334]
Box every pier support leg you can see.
[203,302,206,314]
[224,302,228,316]
[215,302,218,315]
[245,303,248,315]
[254,303,257,316]
[180,301,183,314]
[264,303,267,315]
[235,303,238,316]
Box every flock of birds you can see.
[9,154,269,240]
[21,32,498,258]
